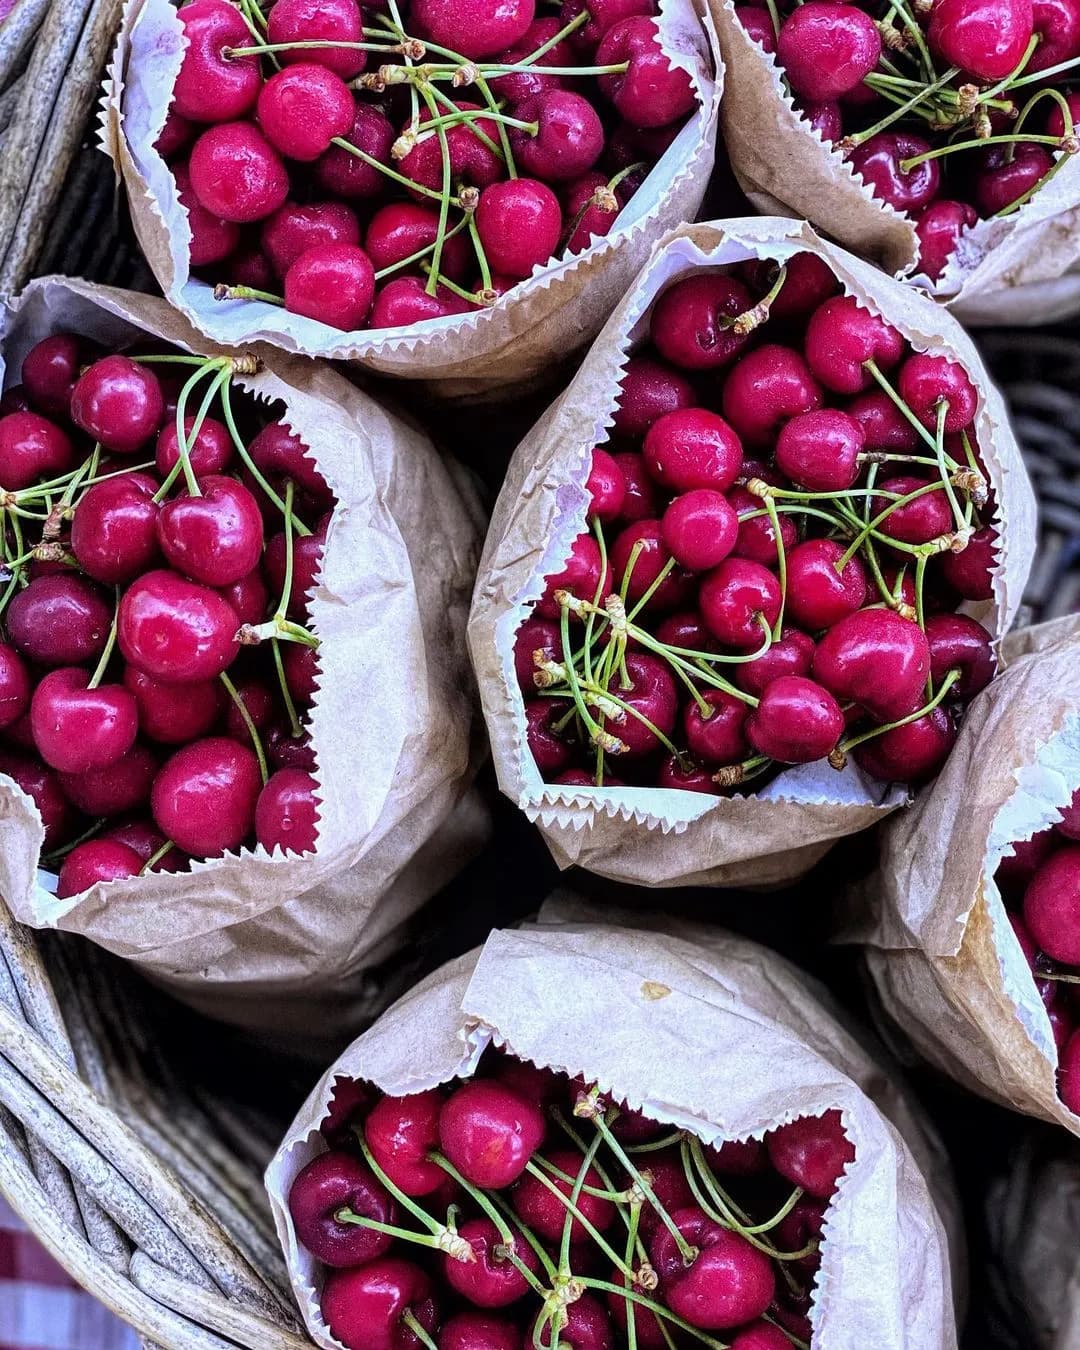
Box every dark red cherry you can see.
[597,17,696,128]
[974,142,1054,215]
[735,628,815,697]
[612,357,695,438]
[56,840,143,898]
[746,675,844,763]
[248,420,331,502]
[320,1258,439,1350]
[813,609,930,721]
[644,408,743,492]
[804,295,905,396]
[0,643,31,730]
[71,473,160,585]
[7,575,111,668]
[151,736,261,856]
[124,665,221,744]
[848,132,940,213]
[721,345,823,447]
[0,750,72,850]
[118,570,240,683]
[778,3,882,99]
[71,356,165,454]
[700,558,782,649]
[853,705,956,783]
[21,334,82,416]
[925,613,994,699]
[649,274,754,372]
[767,1109,855,1198]
[288,1151,397,1268]
[156,415,233,478]
[0,412,73,489]
[775,409,863,492]
[30,668,138,775]
[257,64,355,163]
[916,200,978,282]
[157,475,264,587]
[683,688,749,765]
[785,539,867,631]
[443,1217,540,1308]
[940,525,996,600]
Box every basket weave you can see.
[0,5,1076,1346]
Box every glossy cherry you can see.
[661,489,739,571]
[475,179,564,280]
[848,132,941,214]
[736,629,815,698]
[777,3,882,99]
[928,0,1035,80]
[1024,847,1080,965]
[288,1151,397,1269]
[21,334,81,416]
[785,539,868,631]
[874,475,954,547]
[775,409,863,493]
[813,609,931,721]
[439,1080,546,1189]
[118,570,239,682]
[925,613,994,699]
[974,143,1054,215]
[267,0,368,78]
[525,700,575,774]
[364,1090,446,1197]
[853,705,957,782]
[916,200,978,282]
[175,161,241,267]
[123,666,220,744]
[58,743,158,817]
[700,558,783,649]
[746,675,844,763]
[513,90,604,181]
[151,736,261,855]
[285,243,376,331]
[443,1217,540,1307]
[56,840,143,898]
[157,475,264,587]
[0,643,30,732]
[536,534,609,620]
[257,64,355,163]
[585,448,627,522]
[172,0,262,123]
[649,274,754,372]
[897,353,978,432]
[847,389,920,453]
[7,575,111,668]
[766,1109,854,1198]
[156,415,233,478]
[30,669,137,775]
[649,1206,776,1330]
[804,295,905,395]
[316,104,395,199]
[0,412,73,490]
[529,1295,614,1349]
[71,356,164,454]
[71,473,160,585]
[1060,1028,1080,1115]
[941,524,996,600]
[683,688,749,765]
[262,202,361,279]
[0,750,72,850]
[188,122,290,224]
[441,1313,518,1350]
[611,520,691,610]
[644,407,744,492]
[721,344,823,446]
[320,1258,439,1350]
[255,768,319,853]
[728,485,798,567]
[612,357,695,437]
[598,17,696,127]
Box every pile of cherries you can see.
[0,330,326,895]
[734,0,1080,280]
[159,0,700,332]
[289,1046,856,1348]
[515,252,1000,794]
[1000,788,1080,1114]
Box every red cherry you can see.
[123,666,220,744]
[156,415,233,478]
[813,609,930,721]
[321,1258,439,1350]
[743,252,839,323]
[257,64,355,163]
[0,643,30,730]
[21,334,81,416]
[366,202,471,283]
[605,1269,667,1347]
[721,344,823,447]
[288,1151,396,1268]
[804,295,905,395]
[561,0,654,49]
[219,569,270,627]
[846,389,920,452]
[916,200,978,282]
[563,171,624,254]
[784,538,867,631]
[598,18,696,128]
[746,675,844,763]
[267,0,367,78]
[610,520,692,610]
[514,617,561,691]
[172,0,261,123]
[370,279,473,328]
[248,420,330,501]
[56,840,142,898]
[262,201,361,278]
[528,1294,614,1349]
[154,108,194,163]
[732,1323,798,1350]
[683,688,749,764]
[775,409,863,492]
[586,448,627,522]
[606,653,679,757]
[536,534,609,620]
[848,132,941,213]
[707,1137,769,1175]
[224,678,275,742]
[365,1091,446,1197]
[853,705,956,782]
[529,700,573,774]
[152,736,261,856]
[284,243,376,331]
[475,180,564,280]
[925,613,994,699]
[443,1217,540,1307]
[439,1080,546,1189]
[897,353,978,432]
[412,0,535,58]
[649,274,754,371]
[700,559,782,649]
[643,408,743,492]
[494,17,574,101]
[736,628,815,697]
[441,1313,517,1350]
[766,1108,854,1198]
[263,523,327,616]
[7,575,111,668]
[71,473,160,585]
[400,103,503,195]
[118,570,239,683]
[512,90,604,181]
[778,3,882,98]
[1023,847,1080,965]
[255,768,319,854]
[30,669,137,774]
[729,485,798,567]
[71,356,164,454]
[1046,89,1080,136]
[649,1207,775,1329]
[974,142,1054,215]
[800,97,843,142]
[57,743,158,817]
[0,412,73,489]
[1030,0,1080,69]
[661,489,739,571]
[612,356,695,437]
[655,610,715,652]
[737,5,777,50]
[874,474,954,546]
[283,644,321,704]
[156,475,264,588]
[174,162,240,267]
[512,1147,616,1243]
[941,525,996,600]
[611,451,659,521]
[0,750,72,849]
[316,104,395,198]
[188,122,290,224]
[928,0,1034,79]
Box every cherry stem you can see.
[401,1310,438,1350]
[838,667,961,757]
[86,602,119,691]
[373,212,469,281]
[534,1156,628,1201]
[350,1132,445,1237]
[845,64,958,147]
[219,671,269,785]
[1009,50,1080,89]
[139,840,178,876]
[271,638,304,739]
[155,364,232,502]
[419,85,454,297]
[900,130,1069,172]
[558,1129,618,1276]
[216,382,312,536]
[214,283,285,308]
[334,1206,469,1257]
[578,1276,731,1348]
[330,135,458,205]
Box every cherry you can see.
[732,1322,797,1349]
[804,295,905,395]
[321,1258,438,1350]
[873,475,953,547]
[928,0,1035,80]
[172,0,261,123]
[224,678,275,741]
[319,1077,371,1144]
[119,570,239,683]
[707,1137,768,1175]
[700,559,782,649]
[157,107,195,161]
[365,1090,446,1197]
[22,334,81,416]
[853,705,956,782]
[151,736,261,856]
[814,609,930,721]
[71,356,164,454]
[7,575,111,668]
[562,0,654,49]
[1060,1029,1080,1115]
[586,448,627,522]
[512,91,604,181]
[369,279,473,328]
[606,1270,668,1348]
[441,1313,518,1350]
[0,751,72,850]
[598,17,696,128]
[563,171,623,253]
[657,751,721,789]
[644,408,743,492]
[0,412,73,489]
[916,200,978,282]
[156,415,233,478]
[412,0,535,58]
[175,162,241,267]
[611,452,660,522]
[316,105,396,199]
[736,629,815,698]
[124,666,219,744]
[998,829,1056,890]
[527,700,574,776]
[940,524,996,600]
[737,6,777,50]
[514,1146,617,1242]
[848,132,941,213]
[56,840,143,898]
[766,1109,854,1198]
[284,243,376,331]
[801,97,843,143]
[649,274,754,371]
[925,613,994,698]
[1030,0,1080,68]
[0,644,30,730]
[514,617,561,691]
[747,675,845,763]
[729,485,799,567]
[214,564,267,626]
[257,65,355,163]
[475,180,564,280]
[30,669,137,775]
[495,18,574,101]
[248,420,330,501]
[443,1217,540,1307]
[775,409,863,493]
[536,534,608,619]
[255,768,319,854]
[57,743,158,817]
[683,688,749,764]
[785,539,868,631]
[721,344,823,446]
[974,143,1054,215]
[266,725,316,774]
[1057,789,1080,840]
[607,651,681,756]
[655,610,715,652]
[439,1080,546,1189]
[400,104,503,197]
[649,1207,775,1329]
[288,1151,397,1269]
[1024,847,1080,965]
[267,0,367,79]
[262,202,361,279]
[157,475,264,587]
[610,520,691,610]
[1047,89,1080,136]
[745,252,839,323]
[71,473,160,585]
[612,357,695,437]
[777,3,882,99]
[188,122,290,224]
[661,490,739,571]
[529,1295,614,1349]
[283,644,321,704]
[897,353,978,432]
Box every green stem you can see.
[219,672,269,785]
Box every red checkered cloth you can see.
[0,1200,137,1350]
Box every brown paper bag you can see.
[468,217,1037,889]
[856,614,1080,1132]
[265,895,960,1349]
[0,276,487,1041]
[707,0,1080,326]
[102,0,721,401]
